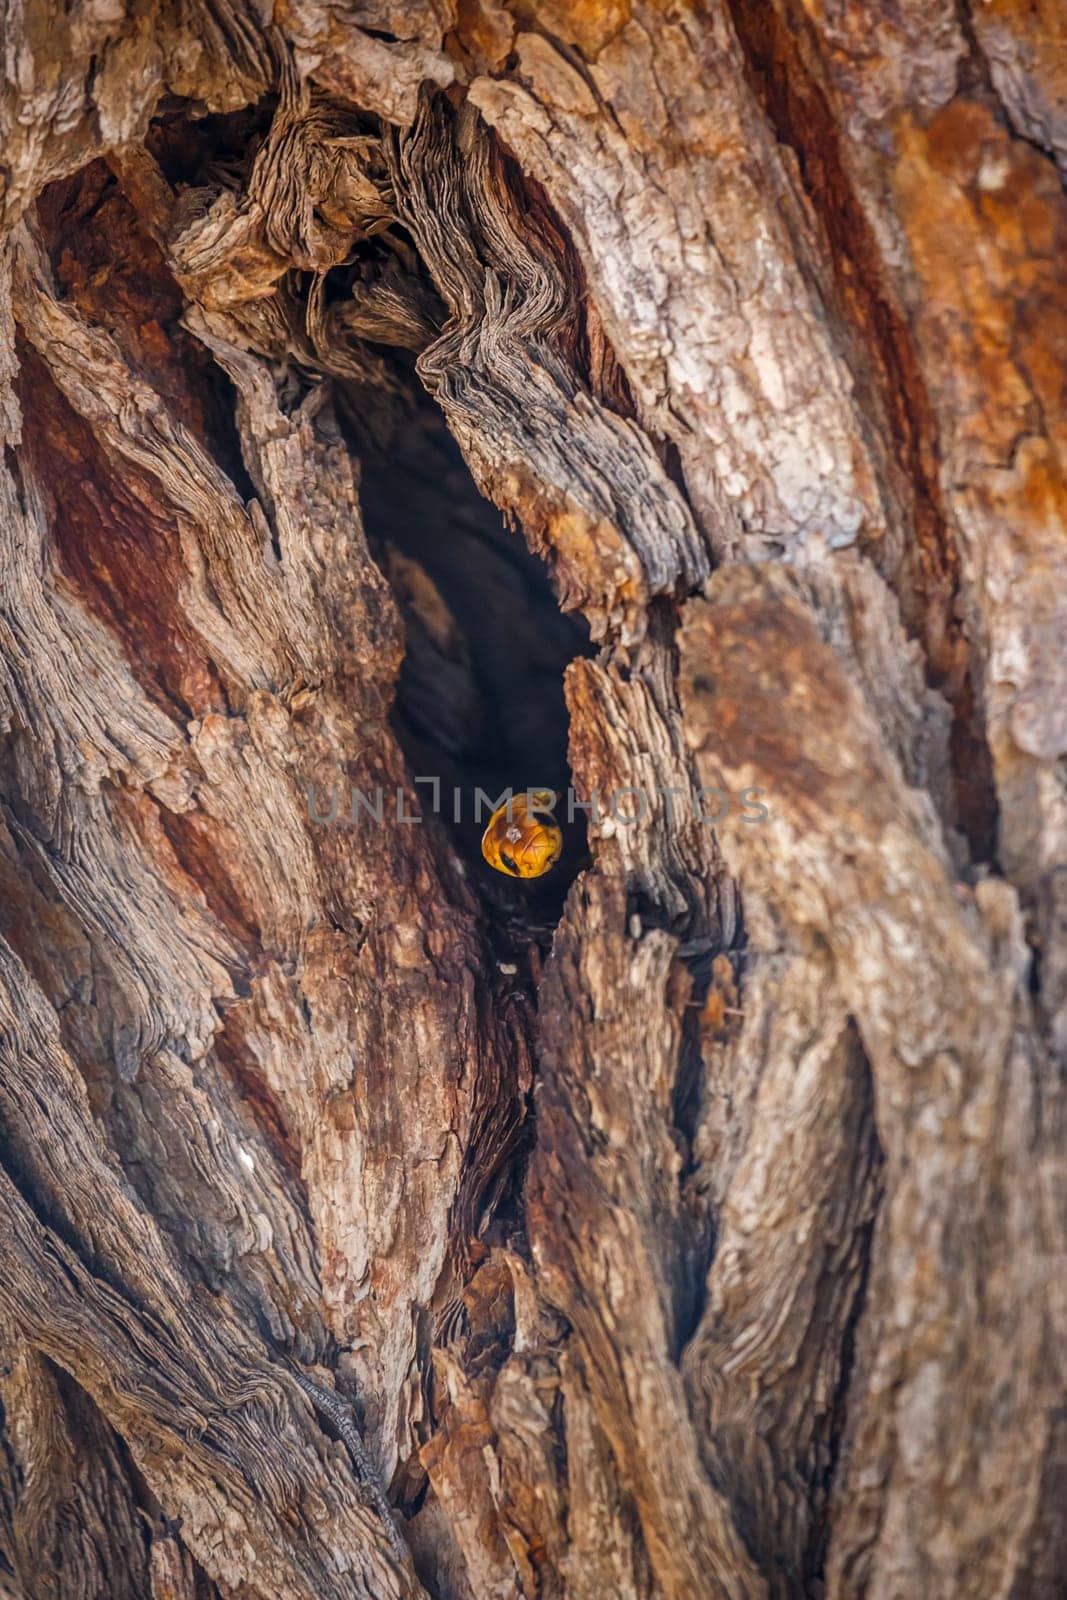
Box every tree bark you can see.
[0,2,1065,1597]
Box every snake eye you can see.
[481,791,563,879]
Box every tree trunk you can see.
[0,2,1065,1596]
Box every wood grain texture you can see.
[0,1,1064,1596]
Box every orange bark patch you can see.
[513,0,630,59]
[450,0,517,72]
[892,100,1067,464]
[891,100,1067,839]
[36,162,250,487]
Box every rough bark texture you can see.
[0,2,1064,1597]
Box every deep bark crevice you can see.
[36,160,259,504]
[361,404,593,941]
[0,8,1064,1596]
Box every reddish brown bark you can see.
[0,3,1065,1597]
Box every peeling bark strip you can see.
[0,0,1065,1596]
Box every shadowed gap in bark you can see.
[360,406,594,941]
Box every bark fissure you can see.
[0,7,1064,1598]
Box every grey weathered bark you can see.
[0,1,1065,1597]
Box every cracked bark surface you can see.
[0,1,1065,1596]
